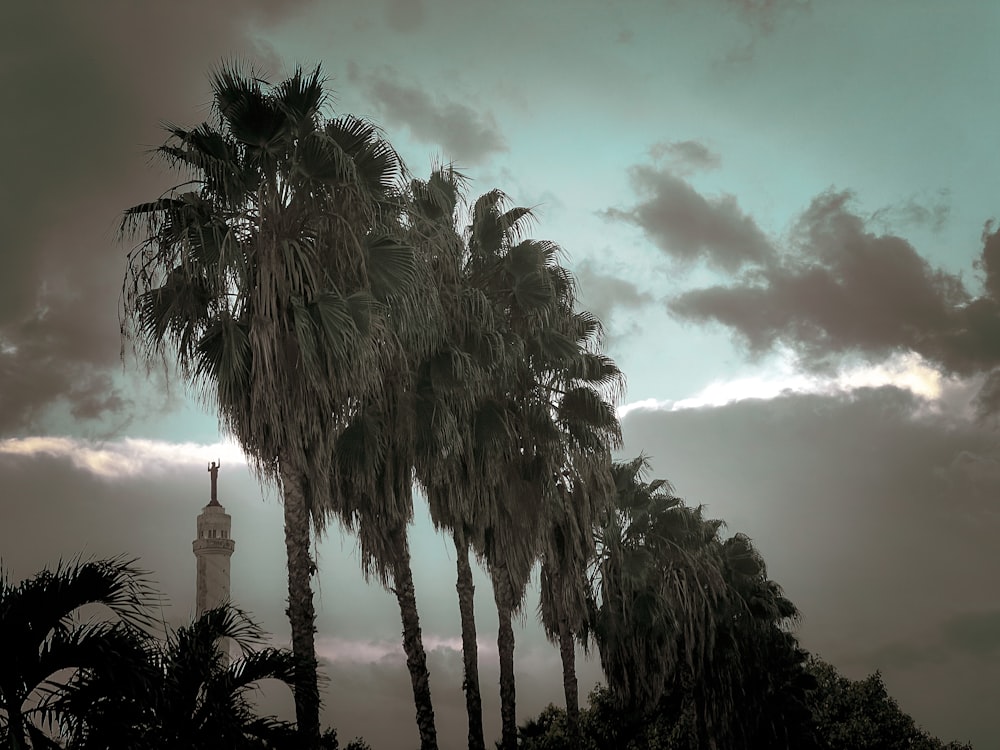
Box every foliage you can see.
[0,556,158,750]
[806,658,974,750]
[0,558,371,750]
[321,727,373,750]
[517,665,974,750]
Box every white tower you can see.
[193,461,235,617]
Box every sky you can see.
[2,1,998,746]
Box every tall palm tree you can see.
[0,557,156,750]
[459,190,578,750]
[328,388,443,750]
[406,168,514,750]
[469,241,618,750]
[404,179,542,750]
[121,64,416,747]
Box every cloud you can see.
[354,68,508,165]
[0,436,247,479]
[618,349,952,417]
[722,0,811,32]
[669,191,1000,386]
[648,139,721,174]
[618,386,1000,684]
[0,2,308,434]
[314,634,499,665]
[869,192,951,234]
[941,610,1000,657]
[602,164,775,272]
[0,306,134,434]
[573,259,655,332]
[857,609,1000,672]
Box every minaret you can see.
[193,461,235,617]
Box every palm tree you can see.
[58,605,309,750]
[0,556,157,750]
[400,178,541,750]
[121,64,416,747]
[471,237,619,749]
[406,168,509,750]
[681,533,808,749]
[328,393,442,750]
[459,189,574,750]
[593,457,729,715]
[536,461,612,743]
[151,605,305,750]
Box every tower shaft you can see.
[193,464,235,617]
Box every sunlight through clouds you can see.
[313,635,498,665]
[0,436,248,479]
[618,350,951,417]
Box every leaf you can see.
[365,235,416,300]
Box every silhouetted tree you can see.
[0,556,156,750]
[122,63,416,747]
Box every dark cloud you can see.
[618,386,1000,750]
[670,192,1000,395]
[860,609,1000,672]
[353,68,507,165]
[862,640,946,671]
[602,164,775,272]
[0,2,312,434]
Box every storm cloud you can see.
[619,386,1000,746]
[667,191,1000,411]
[0,2,309,435]
[603,163,775,272]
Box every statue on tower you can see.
[208,460,221,505]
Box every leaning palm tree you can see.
[0,557,157,750]
[121,63,417,747]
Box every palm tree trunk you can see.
[558,617,581,744]
[280,464,321,749]
[388,524,439,750]
[492,565,518,750]
[453,526,486,750]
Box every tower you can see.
[193,461,235,617]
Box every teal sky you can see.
[2,1,999,747]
